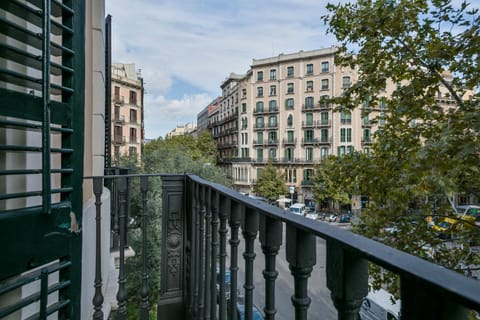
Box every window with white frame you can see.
[321,79,329,90]
[257,71,263,81]
[287,66,294,78]
[287,82,294,94]
[270,69,277,80]
[321,61,329,73]
[257,86,263,97]
[306,80,313,92]
[270,85,277,96]
[342,76,351,89]
[285,98,294,109]
[306,63,313,75]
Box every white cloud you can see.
[143,93,213,139]
[105,0,336,137]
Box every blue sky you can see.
[105,0,335,138]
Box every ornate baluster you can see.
[139,176,149,319]
[259,216,282,320]
[193,182,201,319]
[198,185,206,318]
[204,187,212,320]
[92,177,104,319]
[242,207,259,320]
[218,196,230,320]
[187,180,197,317]
[210,190,219,320]
[400,275,469,319]
[229,201,242,320]
[286,225,316,320]
[326,240,368,320]
[116,177,128,319]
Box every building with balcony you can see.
[218,48,393,201]
[165,122,197,138]
[110,63,144,163]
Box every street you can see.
[235,222,339,320]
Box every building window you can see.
[363,114,370,125]
[306,148,313,161]
[285,148,295,161]
[321,79,329,90]
[347,145,355,154]
[363,129,371,142]
[129,90,137,105]
[338,146,345,157]
[340,111,352,124]
[320,147,329,159]
[306,64,313,75]
[256,117,264,128]
[287,82,294,94]
[257,87,263,97]
[305,96,314,108]
[257,71,264,81]
[257,149,263,162]
[268,116,277,127]
[129,127,137,143]
[320,95,330,108]
[379,97,387,109]
[241,117,248,129]
[130,109,137,123]
[285,168,297,183]
[242,89,247,99]
[129,146,137,156]
[379,112,386,126]
[241,132,248,144]
[257,132,263,144]
[306,80,313,92]
[269,100,277,112]
[285,98,294,109]
[342,76,351,89]
[114,86,120,101]
[321,129,329,142]
[287,66,294,78]
[303,169,314,182]
[304,130,314,142]
[268,148,277,160]
[242,103,247,113]
[268,131,277,143]
[256,101,264,113]
[287,114,293,127]
[340,128,352,142]
[114,146,120,159]
[305,113,313,126]
[321,61,329,73]
[270,69,277,80]
[241,148,249,158]
[270,85,277,96]
[287,130,294,143]
[321,112,329,125]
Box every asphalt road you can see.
[234,222,341,320]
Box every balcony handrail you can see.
[85,172,480,320]
[187,174,480,310]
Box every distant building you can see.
[166,122,197,138]
[110,63,144,162]
[197,97,221,136]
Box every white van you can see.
[289,203,306,215]
[359,288,400,320]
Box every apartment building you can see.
[111,63,144,162]
[209,73,244,163]
[165,122,197,138]
[220,48,394,202]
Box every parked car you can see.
[359,288,400,320]
[289,203,306,216]
[339,212,352,223]
[236,301,264,320]
[305,211,319,220]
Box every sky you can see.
[105,0,336,139]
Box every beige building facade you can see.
[223,48,393,203]
[111,63,144,162]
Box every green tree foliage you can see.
[122,133,230,318]
[253,162,287,201]
[321,0,480,288]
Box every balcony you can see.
[113,115,126,124]
[362,137,373,145]
[113,135,127,145]
[253,123,265,131]
[302,121,315,129]
[88,173,479,319]
[2,173,480,319]
[282,138,297,146]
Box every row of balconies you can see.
[253,107,279,115]
[112,115,140,125]
[301,119,332,128]
[113,95,141,108]
[212,127,238,138]
[113,135,140,145]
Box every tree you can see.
[321,0,480,288]
[123,137,230,318]
[312,156,351,210]
[253,162,287,201]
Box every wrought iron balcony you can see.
[79,172,480,320]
